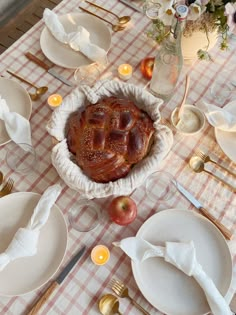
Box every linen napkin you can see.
[0,96,32,145]
[113,237,232,315]
[0,184,62,271]
[43,8,107,63]
[197,101,236,132]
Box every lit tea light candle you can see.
[118,64,133,81]
[47,94,63,110]
[91,245,110,266]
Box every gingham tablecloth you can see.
[0,0,236,314]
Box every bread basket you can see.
[46,80,173,199]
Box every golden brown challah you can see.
[66,96,155,183]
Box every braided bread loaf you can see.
[67,96,155,183]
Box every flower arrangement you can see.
[145,0,236,60]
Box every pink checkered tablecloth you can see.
[0,0,236,314]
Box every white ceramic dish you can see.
[0,192,67,296]
[132,209,232,315]
[40,12,111,69]
[171,104,205,135]
[215,101,236,163]
[0,77,32,147]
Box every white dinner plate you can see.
[215,100,236,163]
[0,77,32,147]
[40,12,111,69]
[132,209,232,315]
[0,192,67,296]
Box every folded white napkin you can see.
[113,237,232,315]
[0,96,32,145]
[43,8,107,63]
[197,101,236,132]
[0,184,62,271]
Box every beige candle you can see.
[47,94,63,110]
[91,245,110,265]
[118,64,133,81]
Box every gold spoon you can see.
[7,70,48,101]
[79,7,126,32]
[98,294,122,315]
[85,0,131,24]
[189,156,236,192]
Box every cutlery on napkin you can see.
[0,184,62,271]
[0,95,32,146]
[197,101,236,132]
[43,8,107,63]
[113,237,233,315]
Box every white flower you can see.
[158,0,176,25]
[225,3,236,35]
[187,0,206,21]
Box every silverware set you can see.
[108,278,150,315]
[98,278,150,315]
[79,1,131,32]
[189,152,236,192]
[7,69,48,101]
[196,150,236,178]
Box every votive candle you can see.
[118,64,133,81]
[91,245,110,265]
[47,94,63,109]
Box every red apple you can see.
[108,196,137,226]
[140,57,155,80]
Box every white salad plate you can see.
[215,100,236,163]
[0,192,67,296]
[0,77,32,147]
[131,209,232,315]
[40,12,111,69]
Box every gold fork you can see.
[196,150,236,178]
[0,178,14,197]
[110,279,150,315]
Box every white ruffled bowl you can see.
[46,80,173,199]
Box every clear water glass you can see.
[68,198,101,232]
[145,171,177,204]
[144,0,161,19]
[5,142,37,174]
[74,63,104,87]
[210,72,234,105]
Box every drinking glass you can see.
[145,171,177,204]
[74,63,103,87]
[144,0,161,20]
[68,198,101,232]
[5,142,37,174]
[210,72,233,105]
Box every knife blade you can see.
[27,246,86,315]
[174,180,233,240]
[119,0,144,13]
[25,52,74,87]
